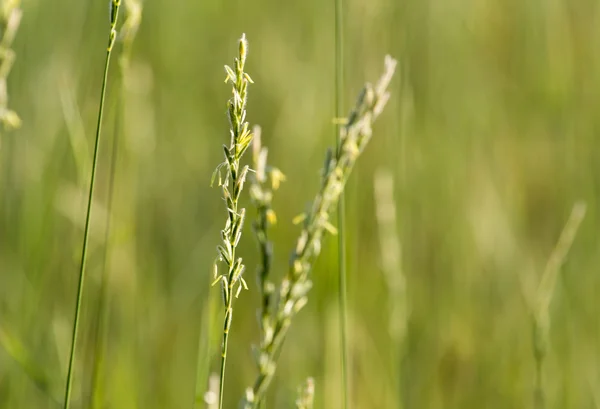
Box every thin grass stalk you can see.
[334,0,349,407]
[87,92,120,409]
[63,3,122,409]
[211,34,254,409]
[242,56,397,409]
[530,201,586,409]
[89,1,141,407]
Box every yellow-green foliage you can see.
[0,1,599,409]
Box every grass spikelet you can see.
[374,169,407,407]
[212,33,254,409]
[295,377,315,409]
[242,55,397,409]
[249,125,284,379]
[0,0,23,137]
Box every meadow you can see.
[1,0,600,408]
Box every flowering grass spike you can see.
[212,33,254,409]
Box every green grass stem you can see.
[334,0,349,407]
[89,3,141,406]
[62,3,122,409]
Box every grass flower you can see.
[211,33,254,409]
[242,55,397,408]
[295,377,315,409]
[249,125,285,367]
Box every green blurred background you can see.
[1,0,600,408]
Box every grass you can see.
[2,1,600,408]
[525,202,587,409]
[247,123,283,408]
[241,55,397,408]
[89,1,142,407]
[0,0,22,134]
[334,0,350,407]
[295,377,315,409]
[373,169,407,408]
[62,2,122,408]
[210,33,254,409]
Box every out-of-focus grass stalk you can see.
[0,0,22,235]
[63,2,122,409]
[334,0,350,407]
[0,326,58,404]
[242,56,397,409]
[530,202,586,409]
[248,124,284,409]
[210,34,254,409]
[89,1,142,408]
[0,3,59,405]
[373,169,406,408]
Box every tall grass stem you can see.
[63,3,122,408]
[89,3,142,406]
[334,0,349,407]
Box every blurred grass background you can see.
[1,0,600,408]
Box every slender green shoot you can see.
[89,1,141,407]
[211,33,254,409]
[63,2,122,409]
[334,0,349,407]
[242,55,397,409]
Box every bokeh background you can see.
[1,0,600,408]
